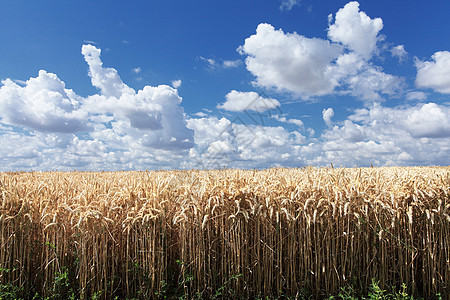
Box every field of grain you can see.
[0,167,449,299]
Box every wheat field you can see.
[0,167,449,299]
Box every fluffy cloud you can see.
[0,71,87,133]
[82,45,135,98]
[342,66,404,101]
[217,90,280,112]
[239,2,403,101]
[327,1,383,58]
[313,102,450,166]
[185,116,306,169]
[401,103,450,138]
[82,45,194,150]
[0,44,194,170]
[238,23,342,98]
[415,51,450,94]
[348,103,450,138]
[185,101,450,169]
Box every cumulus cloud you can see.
[328,1,383,58]
[322,108,334,127]
[415,51,450,94]
[342,66,404,101]
[238,23,342,98]
[82,44,135,98]
[313,102,450,166]
[0,44,195,171]
[0,71,87,133]
[186,100,449,169]
[185,116,305,169]
[81,45,194,150]
[185,102,450,169]
[217,90,281,112]
[239,2,403,101]
[347,103,450,139]
[401,103,450,138]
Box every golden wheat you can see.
[0,167,448,298]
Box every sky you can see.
[1,0,449,171]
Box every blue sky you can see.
[0,0,449,170]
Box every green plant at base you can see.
[46,267,76,300]
[367,279,387,299]
[391,283,408,300]
[212,273,242,299]
[0,282,24,300]
[337,285,359,300]
[154,279,168,299]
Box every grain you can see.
[0,167,448,298]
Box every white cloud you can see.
[402,103,450,138]
[81,45,193,150]
[185,116,305,169]
[0,44,196,171]
[84,94,193,151]
[415,51,450,94]
[324,52,404,101]
[271,114,304,127]
[171,79,182,89]
[343,66,404,101]
[183,102,449,169]
[133,67,141,74]
[327,1,383,58]
[239,2,403,101]
[238,23,342,98]
[317,102,450,166]
[322,108,334,127]
[0,71,87,133]
[185,117,233,163]
[280,0,299,11]
[217,90,280,112]
[82,44,135,98]
[391,45,408,63]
